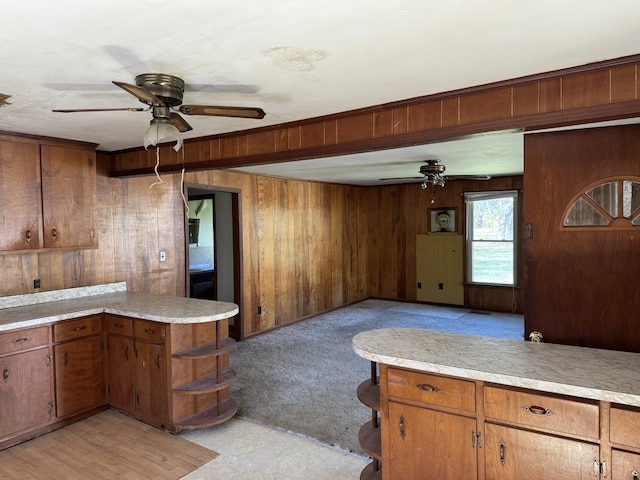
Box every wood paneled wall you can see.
[365,176,523,313]
[1,149,521,335]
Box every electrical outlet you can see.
[438,283,444,290]
[160,251,166,262]
[34,278,41,289]
[417,282,422,289]
[258,306,262,315]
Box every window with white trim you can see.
[465,190,517,285]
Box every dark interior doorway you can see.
[185,183,243,340]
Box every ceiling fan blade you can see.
[379,176,422,181]
[170,113,193,133]
[52,107,147,113]
[443,175,492,181]
[179,104,266,119]
[113,81,165,106]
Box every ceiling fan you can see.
[52,73,266,151]
[381,159,491,188]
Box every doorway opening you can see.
[185,183,243,340]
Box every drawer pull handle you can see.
[26,229,31,242]
[13,337,30,343]
[114,323,124,329]
[632,469,638,479]
[416,383,440,393]
[72,326,87,332]
[524,404,554,416]
[64,350,69,366]
[124,346,129,361]
[2,366,8,381]
[499,439,506,465]
[399,415,406,440]
[144,328,155,335]
[51,228,57,240]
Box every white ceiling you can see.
[2,1,640,185]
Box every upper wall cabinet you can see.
[0,136,97,253]
[40,145,97,249]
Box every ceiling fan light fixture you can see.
[144,117,183,152]
[420,159,446,189]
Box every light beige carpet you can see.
[0,409,218,480]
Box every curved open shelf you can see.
[357,378,380,410]
[358,420,382,460]
[172,337,236,359]
[173,368,237,394]
[360,461,383,480]
[173,398,238,429]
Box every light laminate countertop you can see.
[0,292,239,332]
[353,328,640,407]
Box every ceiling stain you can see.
[263,47,328,73]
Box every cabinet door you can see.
[611,450,640,480]
[0,140,43,251]
[107,335,135,413]
[40,145,97,249]
[54,336,105,417]
[387,401,477,480]
[0,348,53,438]
[135,341,167,423]
[485,423,600,480]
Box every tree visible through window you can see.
[465,191,517,285]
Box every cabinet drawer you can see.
[386,367,475,413]
[0,326,49,356]
[53,315,102,343]
[610,405,640,449]
[484,386,599,440]
[105,315,133,337]
[134,320,165,344]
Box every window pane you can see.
[467,194,515,286]
[564,197,610,226]
[471,241,513,284]
[471,198,514,241]
[586,181,618,217]
[623,181,640,218]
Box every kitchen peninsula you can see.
[353,328,640,480]
[0,286,238,450]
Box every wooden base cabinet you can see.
[105,315,167,428]
[388,401,478,480]
[484,423,599,480]
[53,315,106,418]
[376,365,636,480]
[0,326,54,448]
[105,314,236,432]
[610,405,640,480]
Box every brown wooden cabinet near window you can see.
[0,326,54,447]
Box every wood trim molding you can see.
[109,55,640,177]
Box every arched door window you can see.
[563,177,640,229]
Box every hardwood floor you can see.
[0,409,218,479]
